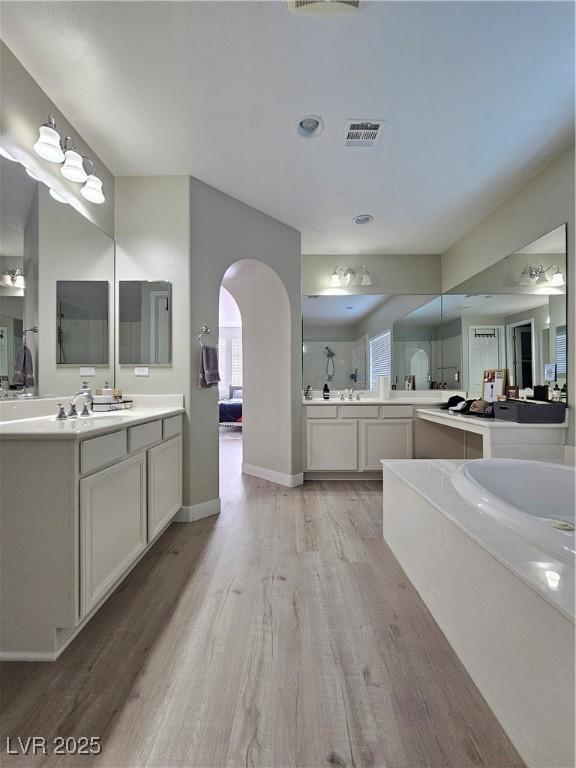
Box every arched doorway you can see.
[220,259,295,486]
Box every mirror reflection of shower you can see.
[325,345,336,382]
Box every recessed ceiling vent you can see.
[288,0,359,15]
[344,119,385,148]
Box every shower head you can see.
[325,346,335,358]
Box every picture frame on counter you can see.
[481,368,508,402]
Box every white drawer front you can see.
[305,405,338,418]
[381,405,413,418]
[340,405,379,418]
[128,420,162,453]
[163,414,183,440]
[81,430,127,475]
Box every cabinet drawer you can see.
[81,430,127,475]
[340,405,379,418]
[163,414,183,440]
[381,405,413,418]
[128,420,162,452]
[305,405,338,418]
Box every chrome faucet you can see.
[68,382,93,417]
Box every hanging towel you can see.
[13,344,35,388]
[199,345,220,388]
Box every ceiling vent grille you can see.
[344,119,385,148]
[288,0,359,14]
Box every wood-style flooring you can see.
[0,437,524,767]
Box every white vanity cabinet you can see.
[306,420,358,470]
[304,403,414,475]
[0,407,184,661]
[80,452,147,616]
[359,419,413,470]
[148,434,183,540]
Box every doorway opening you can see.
[507,319,535,389]
[218,286,243,484]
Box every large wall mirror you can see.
[0,154,115,396]
[445,224,567,400]
[118,280,172,365]
[302,224,567,397]
[56,281,109,365]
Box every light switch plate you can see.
[134,367,149,377]
[80,367,96,376]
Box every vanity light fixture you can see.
[33,114,64,163]
[25,167,42,181]
[0,145,17,162]
[518,264,565,287]
[0,268,25,289]
[329,265,372,288]
[80,159,105,204]
[61,139,88,183]
[49,188,69,204]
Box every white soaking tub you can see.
[452,459,575,563]
[381,458,575,768]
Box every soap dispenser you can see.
[323,383,330,400]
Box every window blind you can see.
[369,331,391,389]
[231,337,243,386]
[556,325,567,376]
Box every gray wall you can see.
[0,41,114,237]
[115,176,302,508]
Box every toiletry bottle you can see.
[323,384,330,400]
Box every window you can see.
[369,331,391,389]
[231,337,243,386]
[556,325,567,376]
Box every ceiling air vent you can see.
[288,0,360,15]
[343,119,385,148]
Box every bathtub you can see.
[381,458,575,767]
[452,459,575,563]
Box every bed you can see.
[219,386,243,427]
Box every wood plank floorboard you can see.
[0,439,524,768]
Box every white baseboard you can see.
[0,650,57,662]
[242,463,304,488]
[173,498,221,523]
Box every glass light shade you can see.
[25,167,42,181]
[549,269,565,287]
[61,149,87,182]
[517,269,533,287]
[330,270,341,288]
[535,270,548,285]
[343,268,355,286]
[49,188,68,204]
[33,124,64,163]
[81,174,105,204]
[13,273,25,289]
[0,145,17,162]
[0,273,13,287]
[360,269,373,287]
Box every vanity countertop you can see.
[303,398,447,406]
[416,407,569,429]
[0,406,185,441]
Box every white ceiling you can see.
[2,1,574,254]
[303,293,388,326]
